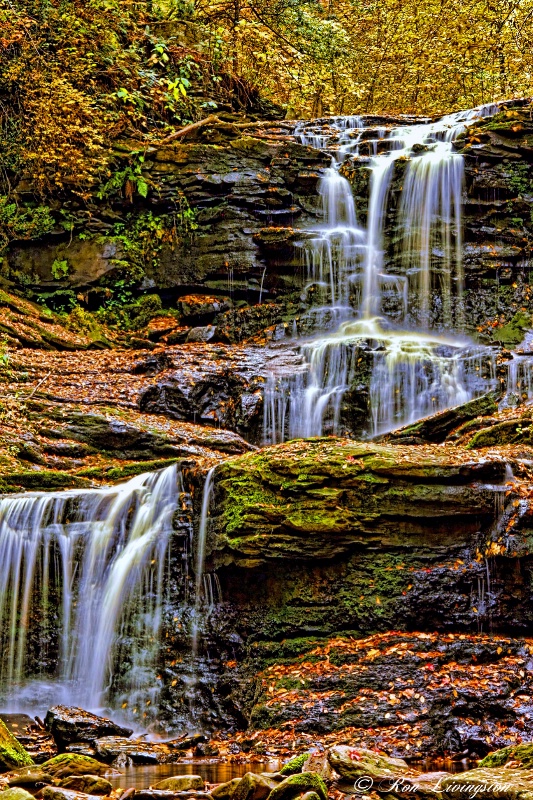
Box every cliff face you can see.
[154,435,533,753]
[4,105,532,344]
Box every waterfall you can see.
[265,103,510,441]
[0,464,179,716]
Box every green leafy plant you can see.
[51,259,70,280]
[97,152,149,202]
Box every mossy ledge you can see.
[208,437,509,566]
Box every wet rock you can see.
[384,393,500,444]
[0,716,57,764]
[93,739,160,765]
[131,353,174,376]
[44,706,132,748]
[170,735,207,751]
[93,736,201,765]
[58,777,113,795]
[186,326,216,343]
[64,746,97,759]
[266,773,327,800]
[41,788,101,800]
[154,777,205,792]
[0,789,35,800]
[177,295,231,323]
[211,779,241,800]
[0,720,34,770]
[111,754,132,769]
[41,754,114,779]
[233,773,277,800]
[328,746,412,782]
[302,755,332,782]
[5,769,50,787]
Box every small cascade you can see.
[191,467,216,656]
[0,464,180,715]
[264,103,517,441]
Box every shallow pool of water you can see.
[108,761,281,790]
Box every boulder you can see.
[44,707,132,748]
[0,790,35,800]
[42,788,101,800]
[266,773,327,800]
[439,767,533,799]
[211,779,241,800]
[233,773,277,800]
[93,736,203,765]
[0,720,34,771]
[480,742,533,769]
[58,776,113,795]
[0,715,57,764]
[186,326,216,343]
[6,769,50,787]
[93,739,160,765]
[327,746,413,782]
[302,755,332,782]
[154,777,205,792]
[41,754,113,779]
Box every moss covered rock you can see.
[155,776,205,791]
[233,773,278,800]
[266,773,327,800]
[279,754,310,775]
[328,745,412,781]
[209,438,507,565]
[479,742,533,769]
[0,789,35,800]
[211,779,242,800]
[41,754,111,779]
[58,776,113,795]
[0,720,34,771]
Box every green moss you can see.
[467,419,533,449]
[41,753,110,778]
[479,743,533,769]
[267,773,327,800]
[3,470,91,490]
[279,753,310,775]
[76,458,180,480]
[0,719,34,769]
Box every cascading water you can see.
[191,466,216,658]
[265,104,512,441]
[0,464,179,718]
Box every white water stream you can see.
[0,464,179,716]
[264,104,531,441]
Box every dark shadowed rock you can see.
[44,707,132,749]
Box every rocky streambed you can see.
[3,705,533,800]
